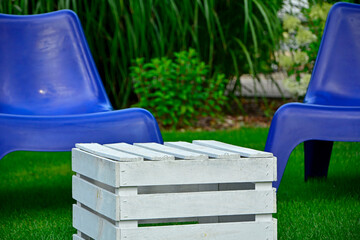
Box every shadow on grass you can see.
[0,184,73,211]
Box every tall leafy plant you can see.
[0,0,283,108]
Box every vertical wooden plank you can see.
[255,183,274,222]
[255,183,277,239]
[273,157,277,181]
[116,187,138,229]
[72,234,85,240]
[274,218,278,240]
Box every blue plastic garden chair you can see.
[265,2,360,190]
[0,10,163,160]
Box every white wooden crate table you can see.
[72,140,277,240]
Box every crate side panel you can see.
[72,148,120,187]
[73,204,119,240]
[121,221,275,240]
[119,158,274,186]
[72,176,119,221]
[120,189,274,220]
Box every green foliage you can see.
[278,2,333,97]
[0,0,283,108]
[130,49,227,129]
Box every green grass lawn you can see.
[0,128,359,239]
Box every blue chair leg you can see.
[304,140,333,180]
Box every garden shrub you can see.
[130,49,227,129]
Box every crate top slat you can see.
[105,143,175,161]
[75,143,143,162]
[134,142,208,160]
[192,140,273,158]
[165,141,240,159]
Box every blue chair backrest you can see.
[305,3,360,106]
[0,10,113,115]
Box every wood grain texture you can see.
[192,140,273,158]
[72,176,119,220]
[119,189,275,220]
[72,140,277,239]
[72,148,120,187]
[121,221,276,240]
[134,142,208,160]
[73,204,276,240]
[76,143,143,162]
[105,143,175,161]
[118,157,275,186]
[73,204,118,240]
[165,141,240,159]
[72,234,84,240]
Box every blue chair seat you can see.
[0,10,163,160]
[265,2,360,190]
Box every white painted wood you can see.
[72,140,277,239]
[72,148,120,187]
[119,189,274,220]
[72,176,119,220]
[105,143,175,161]
[73,204,119,240]
[255,182,272,190]
[73,203,276,240]
[80,174,115,193]
[256,214,273,222]
[116,187,138,229]
[198,184,219,223]
[121,221,276,240]
[118,158,275,186]
[72,234,85,240]
[273,157,278,181]
[255,182,276,230]
[76,143,143,162]
[165,141,240,159]
[193,140,273,158]
[134,142,208,160]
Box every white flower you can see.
[278,54,293,69]
[283,73,311,96]
[293,51,309,65]
[283,14,301,32]
[296,28,317,46]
